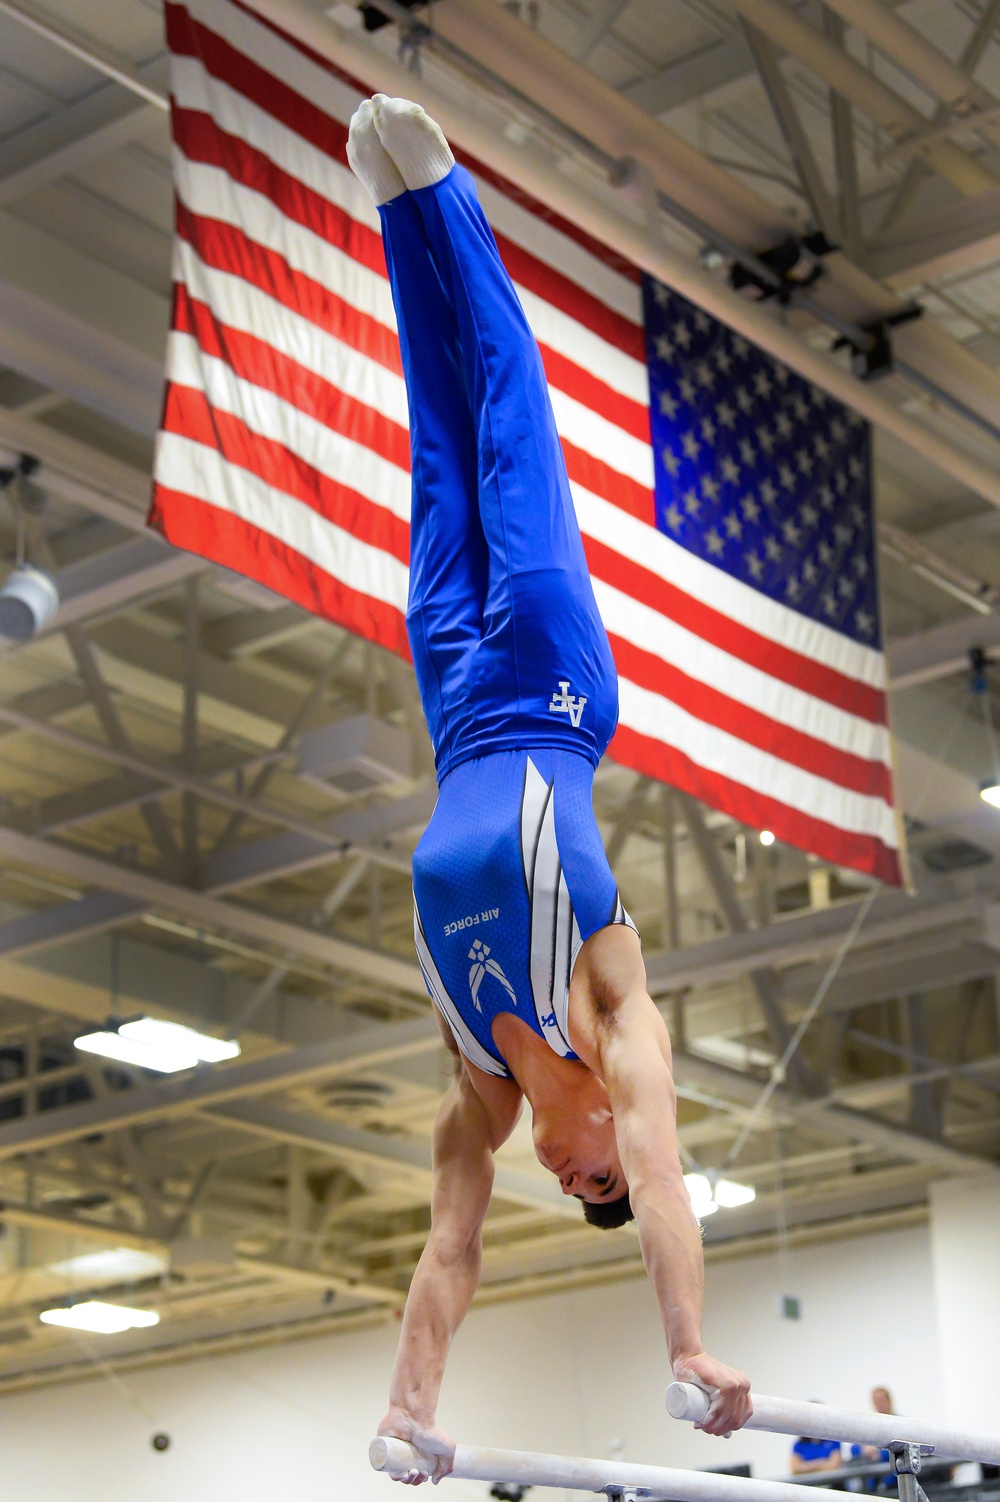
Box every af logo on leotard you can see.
[467,940,517,1013]
[548,681,587,729]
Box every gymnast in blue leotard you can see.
[374,126,637,1084]
[347,95,751,1473]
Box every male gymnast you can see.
[346,94,752,1482]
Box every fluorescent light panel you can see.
[683,1172,755,1216]
[74,1018,239,1073]
[980,783,1000,809]
[49,1248,166,1282]
[39,1301,160,1334]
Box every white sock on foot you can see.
[371,94,455,192]
[346,98,406,205]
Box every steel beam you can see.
[0,892,142,958]
[0,826,424,994]
[739,19,838,237]
[0,1015,441,1159]
[679,795,822,1097]
[0,58,168,206]
[645,891,988,995]
[208,1101,577,1218]
[621,36,751,116]
[888,612,1000,690]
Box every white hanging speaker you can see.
[0,564,60,641]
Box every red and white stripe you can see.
[152,0,902,887]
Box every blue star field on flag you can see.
[642,275,880,648]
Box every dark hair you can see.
[582,1190,634,1229]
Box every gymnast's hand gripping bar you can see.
[371,1436,862,1498]
[666,1383,1000,1466]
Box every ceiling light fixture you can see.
[759,829,775,846]
[980,781,1000,809]
[49,1248,167,1283]
[39,1301,160,1335]
[74,1018,239,1074]
[684,1172,756,1218]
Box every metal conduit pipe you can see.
[720,0,999,196]
[252,0,1000,510]
[819,0,996,117]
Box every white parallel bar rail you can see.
[371,1436,861,1499]
[666,1383,1000,1466]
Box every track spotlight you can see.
[0,564,59,641]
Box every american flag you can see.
[151,0,903,888]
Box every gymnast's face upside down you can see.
[530,1068,627,1204]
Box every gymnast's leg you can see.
[347,102,488,772]
[371,96,619,765]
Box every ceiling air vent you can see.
[297,715,411,795]
[921,838,993,873]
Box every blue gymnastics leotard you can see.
[379,165,636,1079]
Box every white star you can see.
[774,363,790,386]
[850,503,866,527]
[853,554,870,577]
[830,418,847,442]
[757,428,776,454]
[661,447,680,477]
[682,431,701,459]
[802,558,818,585]
[834,522,852,547]
[724,510,742,538]
[746,549,764,579]
[702,475,720,502]
[796,449,814,475]
[706,527,725,556]
[753,370,774,399]
[781,518,802,545]
[695,360,715,388]
[684,489,701,515]
[715,347,733,375]
[693,309,711,332]
[721,456,740,483]
[760,478,778,506]
[765,535,783,562]
[785,575,802,600]
[658,390,679,419]
[735,386,754,413]
[818,539,834,566]
[674,321,693,349]
[778,462,796,490]
[663,501,683,531]
[679,375,698,404]
[848,454,863,479]
[835,472,848,494]
[822,591,838,616]
[813,434,830,460]
[716,400,737,429]
[791,394,809,421]
[818,484,834,510]
[855,608,874,636]
[732,336,750,359]
[739,438,756,466]
[775,412,794,439]
[741,493,761,523]
[801,500,818,527]
[655,335,675,362]
[701,415,717,443]
[838,575,856,600]
[653,282,671,309]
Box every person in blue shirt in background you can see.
[790,1410,843,1476]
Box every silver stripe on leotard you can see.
[413,901,509,1078]
[521,758,575,1059]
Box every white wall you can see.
[930,1173,1000,1431]
[0,1223,944,1502]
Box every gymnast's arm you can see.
[580,929,751,1438]
[378,1023,523,1483]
